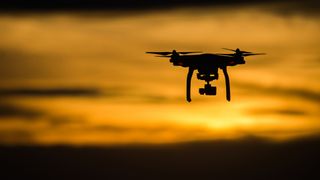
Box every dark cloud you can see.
[88,125,133,132]
[0,0,319,16]
[0,86,182,103]
[0,48,36,70]
[0,88,102,97]
[87,124,207,134]
[0,48,32,61]
[236,82,320,103]
[0,130,34,144]
[137,95,184,104]
[0,47,61,79]
[0,103,43,119]
[248,108,307,116]
[0,103,86,127]
[46,115,88,127]
[268,1,320,16]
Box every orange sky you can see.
[0,7,319,145]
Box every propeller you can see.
[146,52,172,55]
[179,51,202,54]
[222,48,252,53]
[222,48,265,57]
[155,55,171,58]
[146,50,201,56]
[242,53,266,56]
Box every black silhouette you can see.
[147,48,265,102]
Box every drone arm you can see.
[186,67,194,102]
[222,66,231,101]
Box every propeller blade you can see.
[242,53,266,56]
[146,51,201,55]
[155,55,171,58]
[240,50,253,53]
[179,51,202,54]
[222,48,265,54]
[222,48,236,52]
[146,52,172,55]
[222,48,254,53]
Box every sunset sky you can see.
[0,0,319,146]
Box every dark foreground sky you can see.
[0,0,319,14]
[1,136,320,179]
[0,0,300,10]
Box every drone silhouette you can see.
[147,48,265,102]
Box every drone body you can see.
[146,48,265,102]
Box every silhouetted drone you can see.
[146,48,265,102]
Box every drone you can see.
[146,48,265,102]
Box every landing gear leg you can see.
[222,66,231,101]
[186,67,194,102]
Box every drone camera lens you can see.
[205,86,216,95]
[199,86,216,95]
